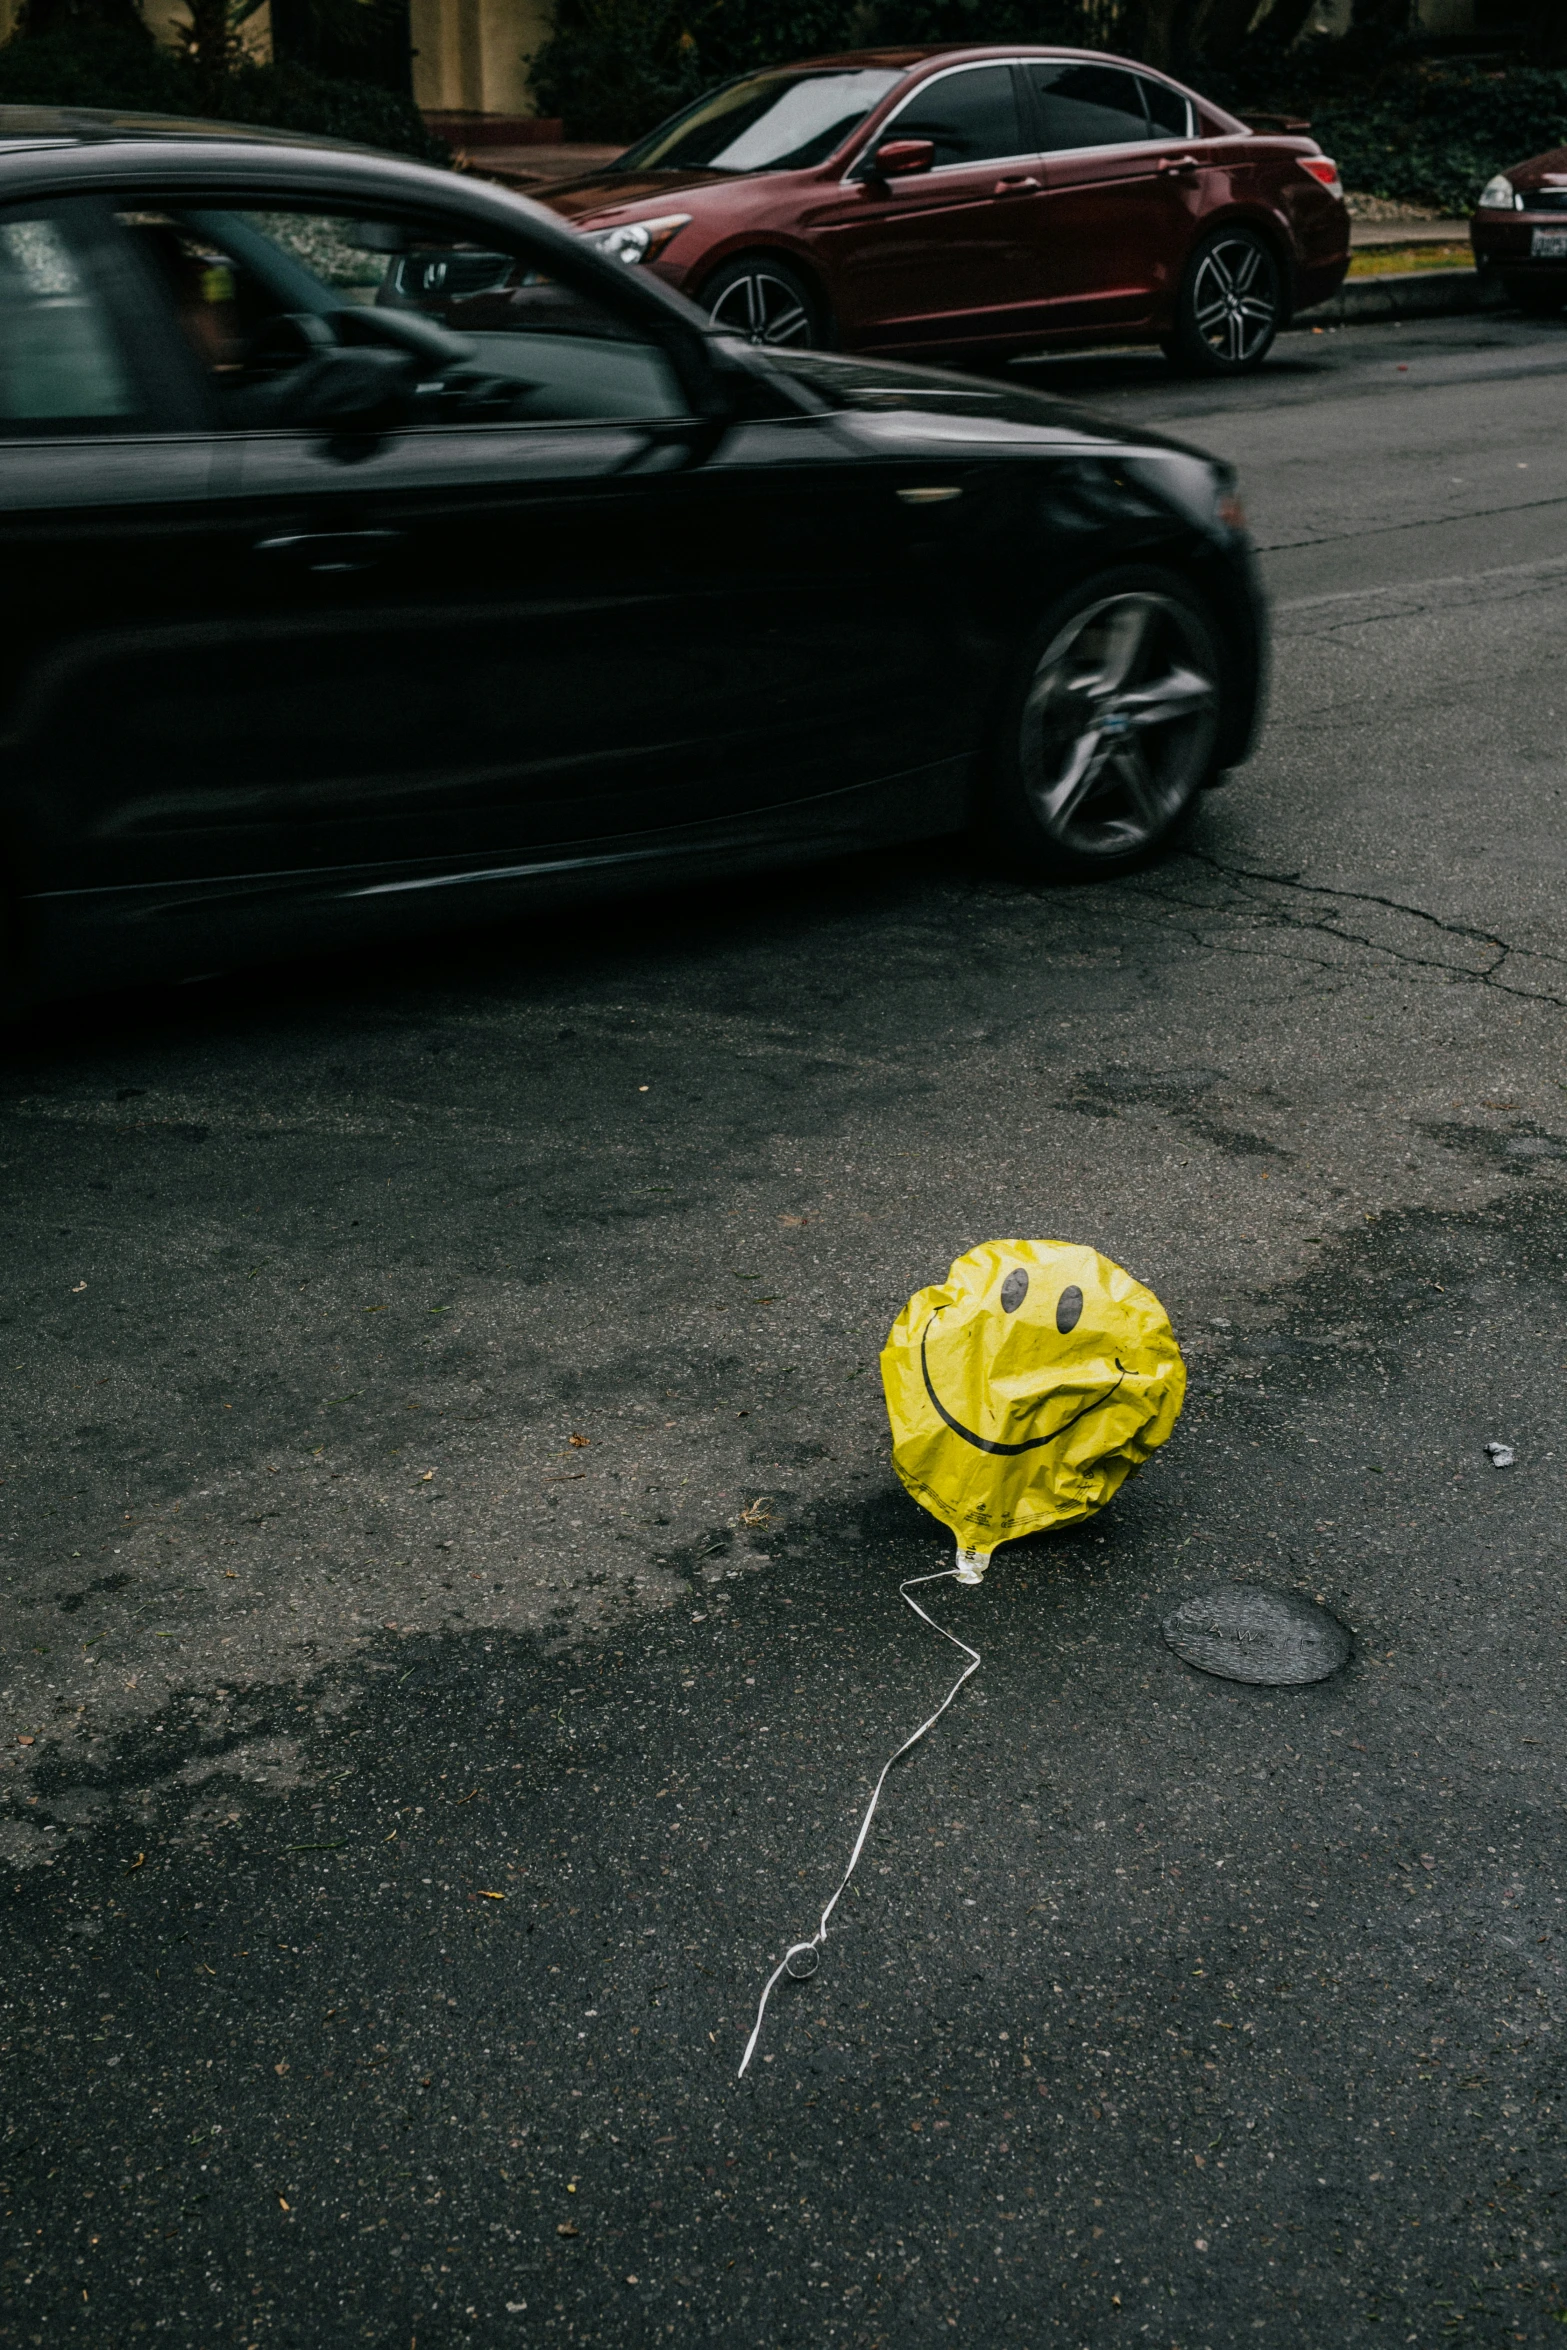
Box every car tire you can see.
[1167,227,1283,376]
[699,254,822,348]
[1503,278,1566,317]
[983,567,1225,881]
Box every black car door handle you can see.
[1157,155,1201,178]
[253,529,403,575]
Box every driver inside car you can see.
[117,205,686,429]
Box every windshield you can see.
[615,66,903,174]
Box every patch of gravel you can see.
[1345,190,1446,222]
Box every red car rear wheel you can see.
[1167,227,1282,376]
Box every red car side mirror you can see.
[871,138,935,179]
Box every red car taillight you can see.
[1300,155,1343,194]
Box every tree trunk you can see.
[1521,0,1567,67]
[1186,0,1264,62]
[1253,0,1318,45]
[1350,0,1411,32]
[177,0,233,107]
[1117,0,1189,71]
[1121,0,1322,75]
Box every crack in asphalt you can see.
[1142,852,1567,1012]
[1252,484,1567,557]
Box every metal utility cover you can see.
[1161,1584,1352,1686]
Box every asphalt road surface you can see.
[4,310,1566,2350]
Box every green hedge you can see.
[1203,32,1567,212]
[1298,71,1567,214]
[0,25,449,160]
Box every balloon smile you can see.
[920,1313,1127,1457]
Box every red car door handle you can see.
[1157,155,1201,177]
[992,174,1041,195]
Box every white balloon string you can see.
[736,1567,981,2080]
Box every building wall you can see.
[409,0,552,114]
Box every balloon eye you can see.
[1056,1285,1084,1334]
[999,1268,1029,1313]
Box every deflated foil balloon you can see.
[880,1239,1185,1580]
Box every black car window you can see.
[114,202,689,429]
[0,207,143,432]
[619,66,904,173]
[1140,76,1193,139]
[1028,62,1151,152]
[887,65,1024,169]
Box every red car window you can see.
[1139,75,1193,139]
[1029,61,1151,151]
[617,67,904,175]
[884,64,1024,168]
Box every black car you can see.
[0,108,1265,1008]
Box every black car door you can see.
[0,192,232,992]
[92,185,956,935]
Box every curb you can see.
[1296,267,1506,325]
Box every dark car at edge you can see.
[0,109,1265,1011]
[1471,147,1567,313]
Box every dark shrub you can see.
[526,0,703,147]
[0,18,186,107]
[217,58,447,156]
[1208,33,1567,212]
[0,22,447,160]
[528,0,1123,145]
[1309,70,1567,214]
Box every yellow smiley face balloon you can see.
[880,1239,1185,1578]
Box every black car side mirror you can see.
[225,308,468,435]
[286,345,420,429]
[226,326,419,433]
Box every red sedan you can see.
[539,46,1349,376]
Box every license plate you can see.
[1531,227,1567,258]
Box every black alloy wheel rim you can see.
[1019,591,1220,861]
[707,268,814,346]
[1190,235,1277,367]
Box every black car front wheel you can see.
[700,254,821,347]
[988,570,1224,879]
[1166,227,1282,375]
